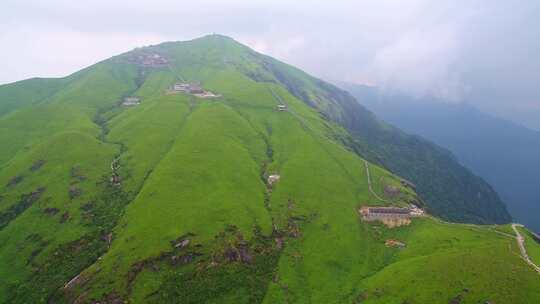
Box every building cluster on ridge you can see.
[126,52,168,67]
[169,82,221,98]
[121,96,141,106]
[359,204,424,222]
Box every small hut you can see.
[122,96,140,106]
[173,83,190,92]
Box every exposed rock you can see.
[69,186,82,199]
[288,221,300,238]
[0,188,48,229]
[44,207,59,215]
[110,174,121,186]
[179,253,195,264]
[267,174,280,186]
[174,239,190,249]
[7,175,24,187]
[275,237,284,249]
[354,292,368,303]
[238,245,252,264]
[30,159,46,171]
[384,185,401,198]
[60,211,70,223]
[102,232,113,247]
[449,294,463,304]
[171,252,199,266]
[80,202,94,212]
[224,248,239,262]
[70,167,86,181]
[170,233,195,249]
[385,239,406,248]
[63,273,87,290]
[127,261,145,285]
[30,188,46,201]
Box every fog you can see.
[2,0,539,128]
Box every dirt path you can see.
[512,223,540,274]
[363,160,385,202]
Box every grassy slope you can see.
[0,132,118,301]
[360,219,540,303]
[0,77,68,118]
[72,60,420,302]
[0,104,98,169]
[518,226,540,266]
[0,35,538,303]
[0,60,138,302]
[257,56,511,224]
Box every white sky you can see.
[2,0,540,128]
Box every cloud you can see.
[1,0,539,126]
[368,24,465,100]
[0,28,172,82]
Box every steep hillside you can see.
[0,35,536,303]
[250,59,511,224]
[343,84,539,232]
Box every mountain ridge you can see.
[0,34,536,303]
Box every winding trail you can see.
[512,223,540,274]
[363,160,385,202]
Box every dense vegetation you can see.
[0,35,537,303]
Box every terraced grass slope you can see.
[0,35,537,303]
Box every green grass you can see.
[0,34,537,303]
[0,77,68,118]
[518,226,540,266]
[492,223,516,236]
[0,131,118,302]
[357,219,540,303]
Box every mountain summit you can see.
[0,35,536,303]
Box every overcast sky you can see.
[2,0,539,129]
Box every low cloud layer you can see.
[2,0,539,127]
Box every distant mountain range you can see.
[343,84,540,232]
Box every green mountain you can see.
[259,67,511,225]
[0,35,537,303]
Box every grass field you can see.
[518,226,540,267]
[0,34,538,303]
